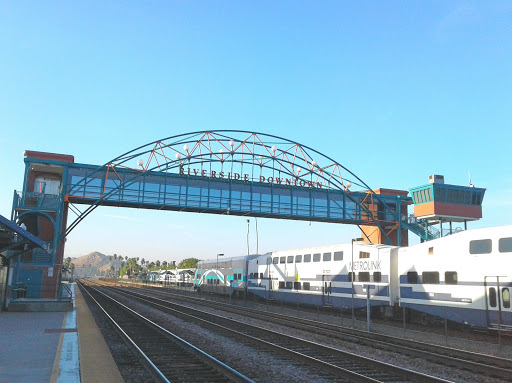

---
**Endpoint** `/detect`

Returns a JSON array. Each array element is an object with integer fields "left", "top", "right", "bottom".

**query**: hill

[{"left": 70, "top": 251, "right": 113, "bottom": 278}]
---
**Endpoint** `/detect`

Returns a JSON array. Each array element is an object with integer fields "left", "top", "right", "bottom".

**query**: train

[{"left": 193, "top": 225, "right": 512, "bottom": 330}]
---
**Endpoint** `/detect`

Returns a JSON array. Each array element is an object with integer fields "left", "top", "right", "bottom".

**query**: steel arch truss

[{"left": 64, "top": 131, "right": 404, "bottom": 243}]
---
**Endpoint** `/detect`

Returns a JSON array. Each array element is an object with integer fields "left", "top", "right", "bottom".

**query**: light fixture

[
  {"left": 219, "top": 149, "right": 225, "bottom": 154},
  {"left": 183, "top": 144, "right": 190, "bottom": 152},
  {"left": 271, "top": 146, "right": 277, "bottom": 155},
  {"left": 175, "top": 153, "right": 181, "bottom": 160},
  {"left": 137, "top": 159, "right": 144, "bottom": 167},
  {"left": 296, "top": 166, "right": 302, "bottom": 175},
  {"left": 229, "top": 140, "right": 235, "bottom": 148},
  {"left": 345, "top": 181, "right": 351, "bottom": 190},
  {"left": 311, "top": 160, "right": 317, "bottom": 167}
]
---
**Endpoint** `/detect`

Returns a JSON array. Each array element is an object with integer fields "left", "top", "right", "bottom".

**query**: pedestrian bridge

[{"left": 60, "top": 131, "right": 410, "bottom": 244}]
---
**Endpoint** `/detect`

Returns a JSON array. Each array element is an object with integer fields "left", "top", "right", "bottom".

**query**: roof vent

[{"left": 428, "top": 175, "right": 444, "bottom": 184}]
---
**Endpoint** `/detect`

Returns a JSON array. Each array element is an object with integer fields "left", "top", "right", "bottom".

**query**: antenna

[{"left": 468, "top": 171, "right": 474, "bottom": 188}]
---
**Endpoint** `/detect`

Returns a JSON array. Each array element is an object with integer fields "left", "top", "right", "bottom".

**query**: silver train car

[
  {"left": 193, "top": 255, "right": 259, "bottom": 296},
  {"left": 193, "top": 225, "right": 512, "bottom": 329},
  {"left": 396, "top": 225, "right": 512, "bottom": 329},
  {"left": 248, "top": 242, "right": 397, "bottom": 318}
]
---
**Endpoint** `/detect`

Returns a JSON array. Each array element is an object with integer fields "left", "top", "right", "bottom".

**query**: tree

[
  {"left": 178, "top": 258, "right": 200, "bottom": 269},
  {"left": 156, "top": 260, "right": 161, "bottom": 268},
  {"left": 162, "top": 260, "right": 168, "bottom": 269}
]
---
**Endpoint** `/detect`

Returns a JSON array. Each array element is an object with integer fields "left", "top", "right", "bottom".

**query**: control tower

[{"left": 409, "top": 175, "right": 485, "bottom": 239}]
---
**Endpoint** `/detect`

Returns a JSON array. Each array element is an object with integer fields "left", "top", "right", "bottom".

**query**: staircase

[{"left": 401, "top": 219, "right": 440, "bottom": 242}]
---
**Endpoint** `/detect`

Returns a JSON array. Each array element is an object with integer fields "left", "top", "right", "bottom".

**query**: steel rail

[
  {"left": 94, "top": 281, "right": 451, "bottom": 383},
  {"left": 78, "top": 281, "right": 254, "bottom": 383},
  {"left": 109, "top": 281, "right": 512, "bottom": 381}
]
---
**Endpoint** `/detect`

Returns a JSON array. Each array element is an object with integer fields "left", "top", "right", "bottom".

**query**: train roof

[
  {"left": 270, "top": 241, "right": 398, "bottom": 255},
  {"left": 198, "top": 254, "right": 261, "bottom": 264},
  {"left": 403, "top": 224, "right": 512, "bottom": 251}
]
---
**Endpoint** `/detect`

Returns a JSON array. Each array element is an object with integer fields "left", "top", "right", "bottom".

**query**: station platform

[{"left": 0, "top": 283, "right": 124, "bottom": 383}]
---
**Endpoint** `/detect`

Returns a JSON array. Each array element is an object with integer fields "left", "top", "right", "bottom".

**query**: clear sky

[{"left": 1, "top": 1, "right": 511, "bottom": 263}]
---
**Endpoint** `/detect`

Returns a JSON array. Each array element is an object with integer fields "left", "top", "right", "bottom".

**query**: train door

[
  {"left": 322, "top": 275, "right": 332, "bottom": 306},
  {"left": 484, "top": 276, "right": 511, "bottom": 328}
]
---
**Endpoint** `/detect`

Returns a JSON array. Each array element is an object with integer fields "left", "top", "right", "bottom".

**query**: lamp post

[
  {"left": 246, "top": 219, "right": 250, "bottom": 256},
  {"left": 351, "top": 238, "right": 364, "bottom": 326},
  {"left": 255, "top": 217, "right": 259, "bottom": 255},
  {"left": 216, "top": 253, "right": 224, "bottom": 294}
]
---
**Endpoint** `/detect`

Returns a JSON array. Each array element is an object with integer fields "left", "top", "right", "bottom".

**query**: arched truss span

[{"left": 64, "top": 131, "right": 402, "bottom": 243}]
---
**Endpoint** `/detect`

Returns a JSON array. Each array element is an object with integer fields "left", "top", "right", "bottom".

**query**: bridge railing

[{"left": 14, "top": 191, "right": 60, "bottom": 211}]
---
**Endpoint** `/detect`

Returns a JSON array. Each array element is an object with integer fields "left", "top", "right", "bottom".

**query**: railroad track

[
  {"left": 78, "top": 281, "right": 253, "bottom": 383},
  {"left": 109, "top": 281, "right": 512, "bottom": 382},
  {"left": 87, "top": 280, "right": 451, "bottom": 383}
]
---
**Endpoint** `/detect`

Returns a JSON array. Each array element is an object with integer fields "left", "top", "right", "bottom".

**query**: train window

[
  {"left": 358, "top": 272, "right": 370, "bottom": 282},
  {"left": 287, "top": 256, "right": 294, "bottom": 263},
  {"left": 304, "top": 254, "right": 311, "bottom": 262},
  {"left": 348, "top": 272, "right": 355, "bottom": 282},
  {"left": 489, "top": 287, "right": 497, "bottom": 308},
  {"left": 422, "top": 272, "right": 439, "bottom": 284},
  {"left": 233, "top": 274, "right": 238, "bottom": 281},
  {"left": 428, "top": 247, "right": 434, "bottom": 255},
  {"left": 260, "top": 273, "right": 263, "bottom": 279},
  {"left": 280, "top": 256, "right": 286, "bottom": 264},
  {"left": 373, "top": 272, "right": 382, "bottom": 282},
  {"left": 334, "top": 251, "right": 343, "bottom": 261},
  {"left": 294, "top": 282, "right": 301, "bottom": 290},
  {"left": 273, "top": 258, "right": 279, "bottom": 264},
  {"left": 295, "top": 254, "right": 302, "bottom": 263},
  {"left": 470, "top": 239, "right": 492, "bottom": 254},
  {"left": 323, "top": 252, "right": 332, "bottom": 262},
  {"left": 499, "top": 237, "right": 512, "bottom": 253},
  {"left": 407, "top": 271, "right": 418, "bottom": 284},
  {"left": 503, "top": 288, "right": 510, "bottom": 309},
  {"left": 359, "top": 251, "right": 370, "bottom": 259},
  {"left": 303, "top": 282, "right": 310, "bottom": 290},
  {"left": 279, "top": 281, "right": 285, "bottom": 289},
  {"left": 285, "top": 281, "right": 293, "bottom": 289},
  {"left": 313, "top": 253, "right": 321, "bottom": 262},
  {"left": 445, "top": 272, "right": 457, "bottom": 284}
]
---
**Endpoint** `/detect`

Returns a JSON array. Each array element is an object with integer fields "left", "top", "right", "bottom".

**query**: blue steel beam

[{"left": 0, "top": 213, "right": 48, "bottom": 252}]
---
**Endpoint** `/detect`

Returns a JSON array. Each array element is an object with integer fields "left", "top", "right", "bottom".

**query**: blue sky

[{"left": 1, "top": 1, "right": 511, "bottom": 262}]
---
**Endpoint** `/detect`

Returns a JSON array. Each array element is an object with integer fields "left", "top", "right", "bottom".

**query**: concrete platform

[
  {"left": 8, "top": 299, "right": 73, "bottom": 312},
  {"left": 0, "top": 283, "right": 124, "bottom": 383}
]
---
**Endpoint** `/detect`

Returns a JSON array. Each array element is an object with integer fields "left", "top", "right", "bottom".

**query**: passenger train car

[
  {"left": 248, "top": 243, "right": 398, "bottom": 317},
  {"left": 193, "top": 225, "right": 512, "bottom": 330},
  {"left": 194, "top": 255, "right": 259, "bottom": 296},
  {"left": 397, "top": 225, "right": 512, "bottom": 329}
]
